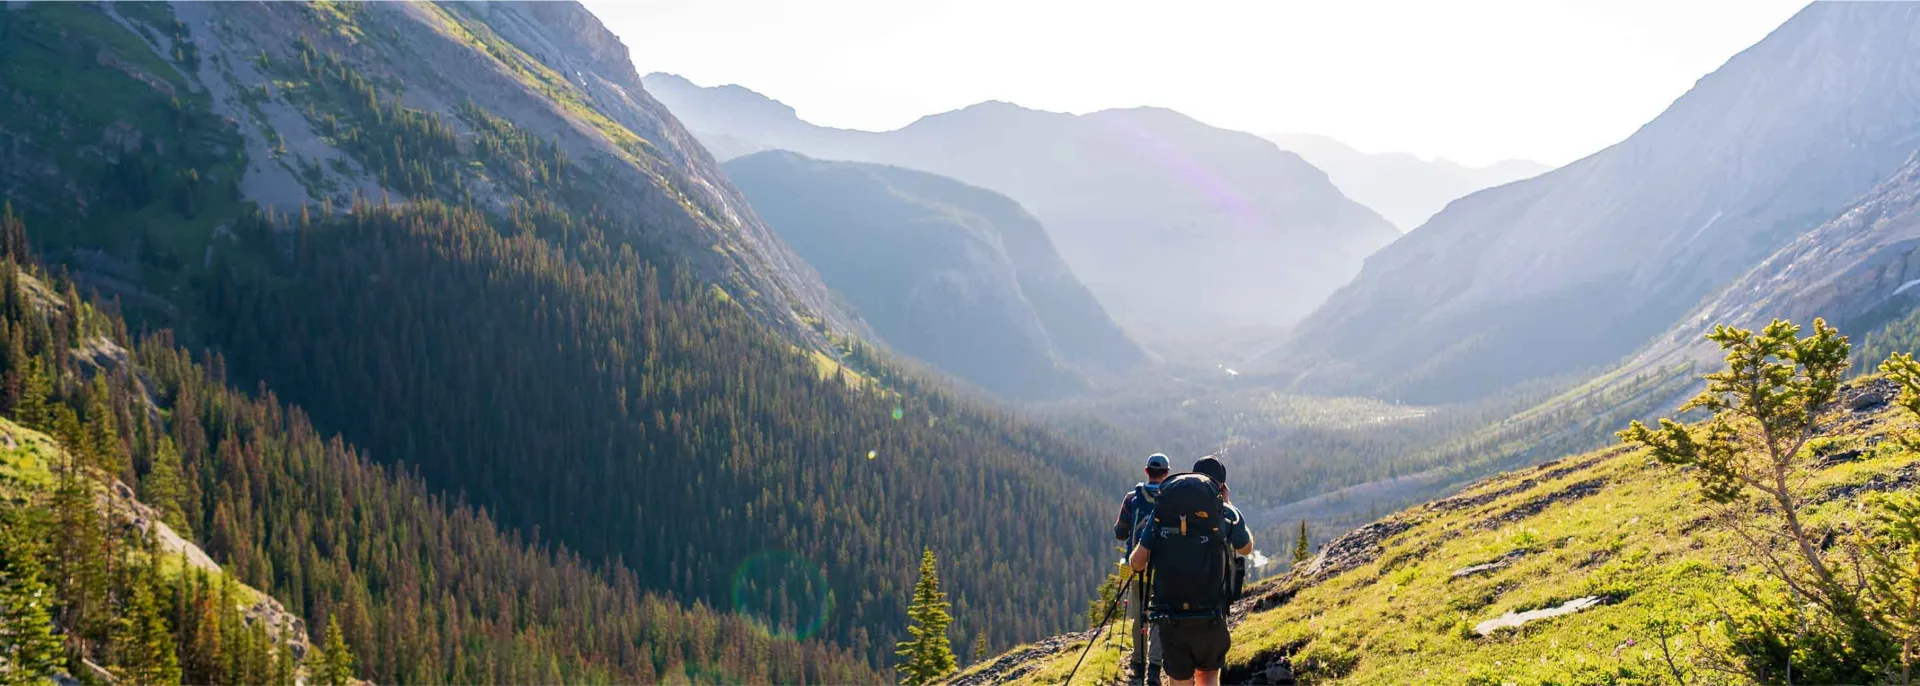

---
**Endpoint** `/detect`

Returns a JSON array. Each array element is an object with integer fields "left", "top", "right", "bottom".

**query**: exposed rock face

[
  {"left": 724, "top": 151, "right": 1148, "bottom": 398},
  {"left": 104, "top": 480, "right": 311, "bottom": 658},
  {"left": 1630, "top": 154, "right": 1920, "bottom": 372},
  {"left": 160, "top": 1, "right": 855, "bottom": 345},
  {"left": 644, "top": 74, "right": 1399, "bottom": 352},
  {"left": 1268, "top": 3, "right": 1920, "bottom": 402}
]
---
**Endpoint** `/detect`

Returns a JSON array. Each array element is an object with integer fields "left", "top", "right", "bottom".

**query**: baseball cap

[
  {"left": 1145, "top": 453, "right": 1170, "bottom": 471},
  {"left": 1193, "top": 455, "right": 1226, "bottom": 484}
]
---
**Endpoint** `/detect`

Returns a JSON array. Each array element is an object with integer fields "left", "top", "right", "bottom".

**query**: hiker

[
  {"left": 1128, "top": 456, "right": 1252, "bottom": 686},
  {"left": 1114, "top": 453, "right": 1171, "bottom": 685}
]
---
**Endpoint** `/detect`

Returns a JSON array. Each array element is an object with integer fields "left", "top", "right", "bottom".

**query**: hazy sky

[{"left": 589, "top": 0, "right": 1809, "bottom": 167}]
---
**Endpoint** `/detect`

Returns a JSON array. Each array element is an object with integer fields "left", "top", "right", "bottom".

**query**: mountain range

[
  {"left": 1267, "top": 133, "right": 1550, "bottom": 231},
  {"left": 1268, "top": 1, "right": 1920, "bottom": 403},
  {"left": 643, "top": 73, "right": 1401, "bottom": 352}
]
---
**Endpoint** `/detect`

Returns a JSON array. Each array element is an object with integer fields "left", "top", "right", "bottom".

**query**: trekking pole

[{"left": 1064, "top": 573, "right": 1134, "bottom": 686}]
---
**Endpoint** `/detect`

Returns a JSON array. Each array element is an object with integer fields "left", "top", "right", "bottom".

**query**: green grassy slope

[{"left": 960, "top": 378, "right": 1914, "bottom": 685}]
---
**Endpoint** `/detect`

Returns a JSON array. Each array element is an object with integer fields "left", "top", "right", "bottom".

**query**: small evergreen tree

[
  {"left": 140, "top": 436, "right": 190, "bottom": 537},
  {"left": 971, "top": 628, "right": 989, "bottom": 665},
  {"left": 1292, "top": 520, "right": 1311, "bottom": 565},
  {"left": 14, "top": 358, "right": 49, "bottom": 432},
  {"left": 0, "top": 525, "right": 63, "bottom": 685},
  {"left": 895, "top": 548, "right": 955, "bottom": 686},
  {"left": 111, "top": 561, "right": 181, "bottom": 685},
  {"left": 315, "top": 615, "right": 355, "bottom": 686},
  {"left": 1621, "top": 319, "right": 1883, "bottom": 680},
  {"left": 1085, "top": 560, "right": 1130, "bottom": 630}
]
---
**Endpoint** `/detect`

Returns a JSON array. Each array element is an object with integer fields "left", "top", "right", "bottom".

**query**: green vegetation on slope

[
  {"left": 0, "top": 208, "right": 879, "bottom": 683},
  {"left": 972, "top": 319, "right": 1920, "bottom": 685},
  {"left": 201, "top": 199, "right": 1114, "bottom": 667},
  {"left": 0, "top": 3, "right": 247, "bottom": 324}
]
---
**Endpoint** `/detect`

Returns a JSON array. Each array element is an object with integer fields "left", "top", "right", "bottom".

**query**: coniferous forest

[
  {"left": 2, "top": 3, "right": 1123, "bottom": 677},
  {"left": 0, "top": 206, "right": 882, "bottom": 683}
]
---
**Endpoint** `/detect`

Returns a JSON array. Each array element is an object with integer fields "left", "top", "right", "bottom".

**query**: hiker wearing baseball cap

[
  {"left": 1114, "top": 453, "right": 1172, "bottom": 684},
  {"left": 1125, "top": 455, "right": 1252, "bottom": 686}
]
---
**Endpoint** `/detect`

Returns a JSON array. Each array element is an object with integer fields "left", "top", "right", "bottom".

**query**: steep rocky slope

[
  {"left": 1268, "top": 133, "right": 1550, "bottom": 231},
  {"left": 725, "top": 151, "right": 1147, "bottom": 398},
  {"left": 1627, "top": 154, "right": 1920, "bottom": 377},
  {"left": 0, "top": 0, "right": 853, "bottom": 343},
  {"left": 644, "top": 73, "right": 1400, "bottom": 351},
  {"left": 1268, "top": 2, "right": 1920, "bottom": 403},
  {"left": 957, "top": 378, "right": 1917, "bottom": 685}
]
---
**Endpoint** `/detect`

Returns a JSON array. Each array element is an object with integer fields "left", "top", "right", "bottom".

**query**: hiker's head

[
  {"left": 1193, "top": 456, "right": 1227, "bottom": 496},
  {"left": 1145, "top": 453, "right": 1170, "bottom": 483}
]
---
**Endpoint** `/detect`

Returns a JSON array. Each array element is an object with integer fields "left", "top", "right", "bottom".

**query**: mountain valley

[{"left": 11, "top": 1, "right": 1920, "bottom": 685}]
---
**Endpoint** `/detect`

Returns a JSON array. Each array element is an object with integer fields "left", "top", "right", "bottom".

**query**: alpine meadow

[{"left": 12, "top": 2, "right": 1920, "bottom": 685}]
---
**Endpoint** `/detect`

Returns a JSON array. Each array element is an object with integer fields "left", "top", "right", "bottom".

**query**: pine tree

[
  {"left": 1086, "top": 561, "right": 1129, "bottom": 629},
  {"left": 971, "top": 628, "right": 989, "bottom": 665},
  {"left": 895, "top": 548, "right": 956, "bottom": 686},
  {"left": 14, "top": 358, "right": 49, "bottom": 431},
  {"left": 82, "top": 375, "right": 123, "bottom": 475},
  {"left": 1292, "top": 520, "right": 1311, "bottom": 565},
  {"left": 140, "top": 436, "right": 190, "bottom": 537},
  {"left": 0, "top": 525, "right": 63, "bottom": 685},
  {"left": 111, "top": 562, "right": 181, "bottom": 685},
  {"left": 315, "top": 615, "right": 355, "bottom": 686}
]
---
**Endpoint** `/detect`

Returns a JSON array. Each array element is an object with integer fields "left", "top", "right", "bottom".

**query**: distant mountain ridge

[
  {"left": 1267, "top": 2, "right": 1920, "bottom": 403},
  {"left": 725, "top": 151, "right": 1148, "bottom": 398},
  {"left": 1268, "top": 133, "right": 1550, "bottom": 231},
  {"left": 643, "top": 73, "right": 1400, "bottom": 352}
]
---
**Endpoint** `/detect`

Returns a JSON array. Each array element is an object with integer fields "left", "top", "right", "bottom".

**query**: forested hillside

[
  {"left": 0, "top": 0, "right": 1124, "bottom": 673},
  {"left": 725, "top": 151, "right": 1147, "bottom": 399},
  {"left": 0, "top": 209, "right": 880, "bottom": 683}
]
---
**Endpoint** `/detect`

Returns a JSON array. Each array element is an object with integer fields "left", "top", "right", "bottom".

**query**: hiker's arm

[
  {"left": 1228, "top": 511, "right": 1254, "bottom": 556},
  {"left": 1129, "top": 543, "right": 1150, "bottom": 572},
  {"left": 1113, "top": 494, "right": 1134, "bottom": 541}
]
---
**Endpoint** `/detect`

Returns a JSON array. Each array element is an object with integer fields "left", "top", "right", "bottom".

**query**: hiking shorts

[{"left": 1157, "top": 615, "right": 1229, "bottom": 681}]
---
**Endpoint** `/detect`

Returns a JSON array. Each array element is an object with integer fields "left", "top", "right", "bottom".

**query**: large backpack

[{"left": 1147, "top": 472, "right": 1233, "bottom": 616}]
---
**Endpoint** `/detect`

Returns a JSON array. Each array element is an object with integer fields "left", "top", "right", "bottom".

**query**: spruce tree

[
  {"left": 111, "top": 562, "right": 181, "bottom": 685},
  {"left": 0, "top": 526, "right": 63, "bottom": 685},
  {"left": 140, "top": 436, "right": 190, "bottom": 537},
  {"left": 895, "top": 548, "right": 956, "bottom": 686},
  {"left": 316, "top": 616, "right": 355, "bottom": 686},
  {"left": 1292, "top": 520, "right": 1311, "bottom": 565},
  {"left": 13, "top": 358, "right": 49, "bottom": 432},
  {"left": 971, "top": 627, "right": 989, "bottom": 665}
]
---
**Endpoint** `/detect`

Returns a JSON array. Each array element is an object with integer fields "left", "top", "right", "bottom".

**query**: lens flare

[
  {"left": 891, "top": 407, "right": 904, "bottom": 421},
  {"left": 867, "top": 450, "right": 877, "bottom": 460},
  {"left": 730, "top": 551, "right": 836, "bottom": 641}
]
